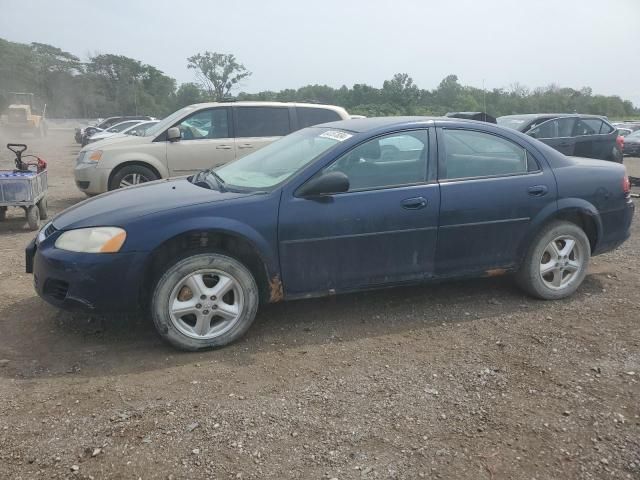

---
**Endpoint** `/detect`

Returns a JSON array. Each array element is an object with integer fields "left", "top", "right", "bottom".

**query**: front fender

[{"left": 126, "top": 212, "right": 279, "bottom": 279}]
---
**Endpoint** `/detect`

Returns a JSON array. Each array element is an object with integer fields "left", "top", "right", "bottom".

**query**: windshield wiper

[{"left": 209, "top": 170, "right": 227, "bottom": 192}]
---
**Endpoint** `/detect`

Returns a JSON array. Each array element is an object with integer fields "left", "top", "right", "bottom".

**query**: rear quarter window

[{"left": 600, "top": 122, "right": 614, "bottom": 134}]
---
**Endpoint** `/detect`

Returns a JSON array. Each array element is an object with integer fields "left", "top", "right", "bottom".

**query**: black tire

[
  {"left": 26, "top": 205, "right": 40, "bottom": 230},
  {"left": 0, "top": 207, "right": 6, "bottom": 222},
  {"left": 109, "top": 164, "right": 158, "bottom": 190},
  {"left": 516, "top": 221, "right": 590, "bottom": 300},
  {"left": 151, "top": 253, "right": 259, "bottom": 351},
  {"left": 38, "top": 197, "right": 48, "bottom": 220}
]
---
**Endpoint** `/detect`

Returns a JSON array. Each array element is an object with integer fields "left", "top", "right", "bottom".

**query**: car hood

[
  {"left": 52, "top": 178, "right": 252, "bottom": 230},
  {"left": 80, "top": 133, "right": 146, "bottom": 151},
  {"left": 624, "top": 136, "right": 640, "bottom": 144}
]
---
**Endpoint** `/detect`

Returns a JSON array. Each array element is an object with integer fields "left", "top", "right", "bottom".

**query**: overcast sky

[{"left": 1, "top": 0, "right": 639, "bottom": 105}]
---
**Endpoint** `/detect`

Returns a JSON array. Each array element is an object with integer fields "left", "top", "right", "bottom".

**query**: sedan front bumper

[{"left": 26, "top": 237, "right": 148, "bottom": 312}]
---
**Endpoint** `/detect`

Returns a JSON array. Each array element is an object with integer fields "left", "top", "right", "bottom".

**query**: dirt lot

[{"left": 0, "top": 130, "right": 639, "bottom": 479}]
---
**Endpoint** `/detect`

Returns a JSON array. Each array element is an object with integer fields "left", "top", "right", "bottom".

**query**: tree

[
  {"left": 187, "top": 52, "right": 251, "bottom": 101},
  {"left": 174, "top": 83, "right": 205, "bottom": 109}
]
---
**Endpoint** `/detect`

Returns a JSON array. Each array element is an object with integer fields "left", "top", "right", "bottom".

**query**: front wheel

[
  {"left": 109, "top": 165, "right": 158, "bottom": 190},
  {"left": 516, "top": 221, "right": 591, "bottom": 300},
  {"left": 151, "top": 253, "right": 260, "bottom": 351}
]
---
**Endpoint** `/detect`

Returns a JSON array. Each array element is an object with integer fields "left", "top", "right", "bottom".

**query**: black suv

[{"left": 497, "top": 114, "right": 622, "bottom": 162}]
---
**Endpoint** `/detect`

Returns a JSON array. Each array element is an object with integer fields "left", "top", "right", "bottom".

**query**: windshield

[
  {"left": 212, "top": 127, "right": 352, "bottom": 190},
  {"left": 144, "top": 105, "right": 198, "bottom": 137},
  {"left": 106, "top": 121, "right": 140, "bottom": 133},
  {"left": 126, "top": 121, "right": 159, "bottom": 136}
]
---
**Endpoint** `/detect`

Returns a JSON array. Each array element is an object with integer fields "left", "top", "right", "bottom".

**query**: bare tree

[{"left": 187, "top": 52, "right": 251, "bottom": 101}]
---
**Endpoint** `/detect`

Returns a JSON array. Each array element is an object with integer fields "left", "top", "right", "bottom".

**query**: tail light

[
  {"left": 623, "top": 172, "right": 630, "bottom": 197},
  {"left": 616, "top": 135, "right": 624, "bottom": 150}
]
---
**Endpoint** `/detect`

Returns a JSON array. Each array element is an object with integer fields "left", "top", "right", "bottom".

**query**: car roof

[
  {"left": 188, "top": 101, "right": 346, "bottom": 112},
  {"left": 315, "top": 116, "right": 443, "bottom": 132},
  {"left": 499, "top": 113, "right": 608, "bottom": 120}
]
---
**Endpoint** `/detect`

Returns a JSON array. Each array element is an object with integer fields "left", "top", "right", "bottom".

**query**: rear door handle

[
  {"left": 528, "top": 185, "right": 549, "bottom": 196},
  {"left": 216, "top": 145, "right": 232, "bottom": 150},
  {"left": 401, "top": 196, "right": 428, "bottom": 210},
  {"left": 238, "top": 144, "right": 254, "bottom": 149}
]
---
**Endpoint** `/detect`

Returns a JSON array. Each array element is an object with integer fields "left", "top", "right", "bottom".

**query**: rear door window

[
  {"left": 235, "top": 107, "right": 291, "bottom": 137},
  {"left": 528, "top": 117, "right": 575, "bottom": 139},
  {"left": 296, "top": 107, "right": 341, "bottom": 129},
  {"left": 575, "top": 118, "right": 603, "bottom": 136},
  {"left": 441, "top": 129, "right": 530, "bottom": 180}
]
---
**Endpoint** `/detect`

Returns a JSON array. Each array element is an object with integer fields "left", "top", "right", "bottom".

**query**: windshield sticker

[{"left": 319, "top": 130, "right": 353, "bottom": 142}]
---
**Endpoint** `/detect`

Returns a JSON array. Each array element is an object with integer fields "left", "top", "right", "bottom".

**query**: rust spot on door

[
  {"left": 269, "top": 275, "right": 284, "bottom": 302},
  {"left": 485, "top": 268, "right": 507, "bottom": 277}
]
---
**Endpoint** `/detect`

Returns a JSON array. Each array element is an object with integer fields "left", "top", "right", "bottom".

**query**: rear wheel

[
  {"left": 151, "top": 253, "right": 259, "bottom": 351},
  {"left": 109, "top": 164, "right": 158, "bottom": 190},
  {"left": 516, "top": 221, "right": 590, "bottom": 299}
]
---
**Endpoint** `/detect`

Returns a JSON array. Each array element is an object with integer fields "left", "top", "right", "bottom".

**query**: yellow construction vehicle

[{"left": 1, "top": 93, "right": 47, "bottom": 138}]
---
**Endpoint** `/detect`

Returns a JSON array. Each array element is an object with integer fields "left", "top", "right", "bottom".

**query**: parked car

[
  {"left": 623, "top": 130, "right": 640, "bottom": 156},
  {"left": 73, "top": 102, "right": 349, "bottom": 195},
  {"left": 85, "top": 120, "right": 159, "bottom": 145},
  {"left": 75, "top": 116, "right": 155, "bottom": 145},
  {"left": 85, "top": 120, "right": 146, "bottom": 145},
  {"left": 28, "top": 117, "right": 634, "bottom": 350},
  {"left": 612, "top": 121, "right": 640, "bottom": 133},
  {"left": 497, "top": 114, "right": 623, "bottom": 162}
]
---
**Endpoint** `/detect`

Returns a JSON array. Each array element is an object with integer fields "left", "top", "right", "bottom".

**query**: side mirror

[
  {"left": 298, "top": 171, "right": 349, "bottom": 197},
  {"left": 167, "top": 127, "right": 181, "bottom": 142}
]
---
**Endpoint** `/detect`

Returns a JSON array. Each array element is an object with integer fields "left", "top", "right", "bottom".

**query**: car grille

[{"left": 43, "top": 279, "right": 69, "bottom": 301}]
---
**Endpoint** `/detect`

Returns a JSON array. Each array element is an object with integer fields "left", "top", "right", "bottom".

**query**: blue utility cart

[{"left": 0, "top": 144, "right": 48, "bottom": 230}]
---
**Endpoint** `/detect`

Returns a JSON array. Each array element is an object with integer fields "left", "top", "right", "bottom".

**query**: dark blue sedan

[{"left": 26, "top": 117, "right": 634, "bottom": 350}]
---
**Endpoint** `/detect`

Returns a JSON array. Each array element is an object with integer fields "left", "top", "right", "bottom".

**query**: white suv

[{"left": 74, "top": 101, "right": 350, "bottom": 194}]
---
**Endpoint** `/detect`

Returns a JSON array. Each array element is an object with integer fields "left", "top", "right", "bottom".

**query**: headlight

[
  {"left": 55, "top": 227, "right": 127, "bottom": 253},
  {"left": 78, "top": 150, "right": 102, "bottom": 163},
  {"left": 37, "top": 221, "right": 53, "bottom": 244}
]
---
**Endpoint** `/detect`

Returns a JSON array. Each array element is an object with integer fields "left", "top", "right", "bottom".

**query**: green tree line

[{"left": 1, "top": 37, "right": 637, "bottom": 119}]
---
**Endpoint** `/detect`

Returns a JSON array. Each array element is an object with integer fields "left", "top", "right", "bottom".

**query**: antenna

[{"left": 483, "top": 79, "right": 487, "bottom": 115}]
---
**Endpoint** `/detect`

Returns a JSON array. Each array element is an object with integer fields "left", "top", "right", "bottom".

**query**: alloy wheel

[
  {"left": 168, "top": 269, "right": 244, "bottom": 340},
  {"left": 119, "top": 173, "right": 150, "bottom": 188},
  {"left": 539, "top": 235, "right": 583, "bottom": 290}
]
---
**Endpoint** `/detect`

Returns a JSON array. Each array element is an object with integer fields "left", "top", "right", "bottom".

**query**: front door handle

[
  {"left": 528, "top": 185, "right": 549, "bottom": 196},
  {"left": 238, "top": 144, "right": 254, "bottom": 149},
  {"left": 401, "top": 196, "right": 428, "bottom": 210},
  {"left": 216, "top": 145, "right": 232, "bottom": 150}
]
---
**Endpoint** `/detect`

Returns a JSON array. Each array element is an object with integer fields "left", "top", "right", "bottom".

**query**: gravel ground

[{"left": 0, "top": 131, "right": 639, "bottom": 479}]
